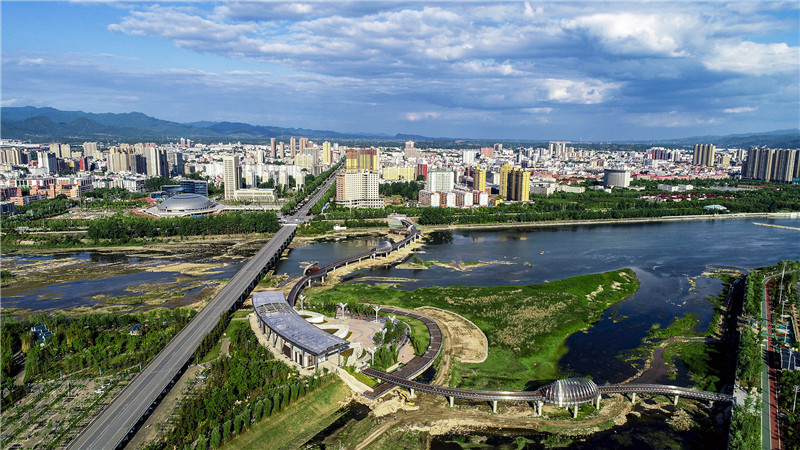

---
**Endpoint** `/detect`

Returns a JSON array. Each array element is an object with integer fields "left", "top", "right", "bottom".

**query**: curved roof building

[
  {"left": 541, "top": 378, "right": 599, "bottom": 407},
  {"left": 146, "top": 193, "right": 223, "bottom": 217}
]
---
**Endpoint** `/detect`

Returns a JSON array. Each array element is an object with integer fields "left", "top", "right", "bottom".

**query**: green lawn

[
  {"left": 390, "top": 313, "right": 430, "bottom": 355},
  {"left": 224, "top": 380, "right": 351, "bottom": 450},
  {"left": 306, "top": 269, "right": 639, "bottom": 389}
]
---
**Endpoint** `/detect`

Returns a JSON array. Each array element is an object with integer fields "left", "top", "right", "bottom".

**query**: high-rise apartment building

[
  {"left": 473, "top": 166, "right": 486, "bottom": 192},
  {"left": 426, "top": 170, "right": 454, "bottom": 192},
  {"left": 37, "top": 151, "right": 57, "bottom": 173},
  {"left": 692, "top": 144, "right": 716, "bottom": 167},
  {"left": 462, "top": 150, "right": 477, "bottom": 165},
  {"left": 223, "top": 155, "right": 241, "bottom": 199},
  {"left": 167, "top": 151, "right": 184, "bottom": 177},
  {"left": 742, "top": 148, "right": 800, "bottom": 183},
  {"left": 289, "top": 137, "right": 296, "bottom": 158},
  {"left": 346, "top": 148, "right": 378, "bottom": 172},
  {"left": 82, "top": 142, "right": 99, "bottom": 159},
  {"left": 335, "top": 171, "right": 381, "bottom": 208},
  {"left": 146, "top": 147, "right": 168, "bottom": 177},
  {"left": 270, "top": 138, "right": 277, "bottom": 159},
  {"left": 322, "top": 141, "right": 331, "bottom": 165},
  {"left": 506, "top": 167, "right": 530, "bottom": 201},
  {"left": 499, "top": 163, "right": 511, "bottom": 198},
  {"left": 549, "top": 142, "right": 568, "bottom": 159}
]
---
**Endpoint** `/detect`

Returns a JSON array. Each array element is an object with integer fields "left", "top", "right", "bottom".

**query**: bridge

[
  {"left": 68, "top": 164, "right": 340, "bottom": 449},
  {"left": 362, "top": 367, "right": 733, "bottom": 415}
]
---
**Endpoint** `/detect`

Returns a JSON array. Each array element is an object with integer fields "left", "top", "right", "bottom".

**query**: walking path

[{"left": 762, "top": 276, "right": 781, "bottom": 450}]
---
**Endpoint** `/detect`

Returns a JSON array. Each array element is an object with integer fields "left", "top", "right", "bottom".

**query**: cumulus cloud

[{"left": 704, "top": 41, "right": 798, "bottom": 75}]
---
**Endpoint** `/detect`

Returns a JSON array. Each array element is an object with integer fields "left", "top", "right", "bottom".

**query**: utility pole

[{"left": 794, "top": 385, "right": 799, "bottom": 413}]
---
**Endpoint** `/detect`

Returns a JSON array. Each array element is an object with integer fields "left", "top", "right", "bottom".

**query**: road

[
  {"left": 761, "top": 275, "right": 781, "bottom": 450},
  {"left": 69, "top": 161, "right": 345, "bottom": 449},
  {"left": 68, "top": 226, "right": 298, "bottom": 448}
]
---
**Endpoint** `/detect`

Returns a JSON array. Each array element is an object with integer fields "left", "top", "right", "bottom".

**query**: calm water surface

[{"left": 340, "top": 217, "right": 799, "bottom": 383}]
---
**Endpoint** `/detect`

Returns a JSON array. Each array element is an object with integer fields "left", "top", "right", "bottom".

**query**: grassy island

[{"left": 305, "top": 269, "right": 639, "bottom": 390}]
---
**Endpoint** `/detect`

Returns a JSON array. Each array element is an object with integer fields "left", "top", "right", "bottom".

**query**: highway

[
  {"left": 70, "top": 161, "right": 345, "bottom": 448},
  {"left": 67, "top": 174, "right": 352, "bottom": 449}
]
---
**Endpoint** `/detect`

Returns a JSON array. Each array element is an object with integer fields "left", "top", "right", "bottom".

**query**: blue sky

[{"left": 2, "top": 1, "right": 798, "bottom": 141}]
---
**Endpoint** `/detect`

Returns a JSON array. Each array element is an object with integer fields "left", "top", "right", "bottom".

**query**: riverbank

[{"left": 419, "top": 212, "right": 798, "bottom": 232}]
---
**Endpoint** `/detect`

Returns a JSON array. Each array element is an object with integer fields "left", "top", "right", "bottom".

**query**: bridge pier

[
  {"left": 572, "top": 405, "right": 578, "bottom": 418},
  {"left": 448, "top": 396, "right": 454, "bottom": 408},
  {"left": 535, "top": 401, "right": 542, "bottom": 416},
  {"left": 631, "top": 392, "right": 636, "bottom": 404},
  {"left": 673, "top": 395, "right": 679, "bottom": 406},
  {"left": 491, "top": 400, "right": 497, "bottom": 414},
  {"left": 595, "top": 395, "right": 601, "bottom": 409},
  {"left": 409, "top": 388, "right": 415, "bottom": 398}
]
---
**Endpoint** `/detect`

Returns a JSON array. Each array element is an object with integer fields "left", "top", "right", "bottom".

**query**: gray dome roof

[
  {"left": 541, "top": 378, "right": 599, "bottom": 407},
  {"left": 157, "top": 193, "right": 216, "bottom": 213}
]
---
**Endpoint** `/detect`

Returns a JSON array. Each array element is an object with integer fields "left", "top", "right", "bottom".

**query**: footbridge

[
  {"left": 287, "top": 218, "right": 421, "bottom": 307},
  {"left": 363, "top": 369, "right": 733, "bottom": 415}
]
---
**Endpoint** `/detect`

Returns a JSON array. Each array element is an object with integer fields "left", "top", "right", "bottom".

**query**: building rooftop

[{"left": 253, "top": 291, "right": 349, "bottom": 356}]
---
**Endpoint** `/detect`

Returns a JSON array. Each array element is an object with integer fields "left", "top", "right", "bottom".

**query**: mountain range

[{"left": 2, "top": 106, "right": 798, "bottom": 148}]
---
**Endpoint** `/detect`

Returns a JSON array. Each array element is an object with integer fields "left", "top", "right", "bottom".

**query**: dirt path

[{"left": 415, "top": 306, "right": 487, "bottom": 364}]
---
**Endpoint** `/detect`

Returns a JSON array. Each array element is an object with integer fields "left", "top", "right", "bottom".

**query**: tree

[
  {"left": 209, "top": 429, "right": 221, "bottom": 449},
  {"left": 233, "top": 415, "right": 243, "bottom": 436},
  {"left": 253, "top": 400, "right": 263, "bottom": 422},
  {"left": 196, "top": 434, "right": 208, "bottom": 450},
  {"left": 222, "top": 420, "right": 232, "bottom": 442}
]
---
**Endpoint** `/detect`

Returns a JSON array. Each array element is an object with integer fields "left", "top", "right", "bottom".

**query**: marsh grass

[{"left": 307, "top": 269, "right": 639, "bottom": 389}]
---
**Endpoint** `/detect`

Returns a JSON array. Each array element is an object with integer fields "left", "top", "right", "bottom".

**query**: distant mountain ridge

[{"left": 2, "top": 106, "right": 798, "bottom": 148}]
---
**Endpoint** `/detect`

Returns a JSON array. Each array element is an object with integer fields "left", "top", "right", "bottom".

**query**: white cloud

[
  {"left": 405, "top": 112, "right": 441, "bottom": 122},
  {"left": 724, "top": 106, "right": 757, "bottom": 114},
  {"left": 1, "top": 98, "right": 21, "bottom": 107},
  {"left": 564, "top": 12, "right": 694, "bottom": 57},
  {"left": 704, "top": 41, "right": 798, "bottom": 75},
  {"left": 541, "top": 78, "right": 617, "bottom": 104}
]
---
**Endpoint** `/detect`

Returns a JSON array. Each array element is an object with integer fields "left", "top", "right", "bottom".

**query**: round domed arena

[
  {"left": 147, "top": 193, "right": 222, "bottom": 217},
  {"left": 541, "top": 378, "right": 599, "bottom": 407}
]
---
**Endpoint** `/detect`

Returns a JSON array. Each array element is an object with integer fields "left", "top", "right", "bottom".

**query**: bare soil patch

[{"left": 415, "top": 306, "right": 487, "bottom": 364}]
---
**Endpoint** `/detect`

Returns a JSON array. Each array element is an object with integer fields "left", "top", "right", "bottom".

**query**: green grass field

[
  {"left": 224, "top": 380, "right": 351, "bottom": 450},
  {"left": 306, "top": 269, "right": 639, "bottom": 389}
]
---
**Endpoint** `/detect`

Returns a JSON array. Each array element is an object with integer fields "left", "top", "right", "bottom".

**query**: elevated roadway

[{"left": 69, "top": 166, "right": 346, "bottom": 448}]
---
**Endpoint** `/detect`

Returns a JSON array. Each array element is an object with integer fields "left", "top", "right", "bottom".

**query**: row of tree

[
  {"left": 280, "top": 161, "right": 342, "bottom": 215},
  {"left": 157, "top": 322, "right": 334, "bottom": 448},
  {"left": 86, "top": 212, "right": 280, "bottom": 242}
]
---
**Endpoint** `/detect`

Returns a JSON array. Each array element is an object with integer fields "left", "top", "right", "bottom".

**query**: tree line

[
  {"left": 152, "top": 323, "right": 335, "bottom": 449},
  {"left": 86, "top": 212, "right": 280, "bottom": 242}
]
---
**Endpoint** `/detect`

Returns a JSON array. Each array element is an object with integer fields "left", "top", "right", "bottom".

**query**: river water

[{"left": 279, "top": 217, "right": 799, "bottom": 384}]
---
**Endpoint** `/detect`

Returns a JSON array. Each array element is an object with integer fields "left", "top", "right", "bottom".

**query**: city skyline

[{"left": 2, "top": 1, "right": 798, "bottom": 141}]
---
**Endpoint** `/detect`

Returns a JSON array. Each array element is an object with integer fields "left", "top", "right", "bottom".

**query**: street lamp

[
  {"left": 373, "top": 306, "right": 381, "bottom": 323},
  {"left": 337, "top": 302, "right": 348, "bottom": 318},
  {"left": 299, "top": 295, "right": 306, "bottom": 311}
]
